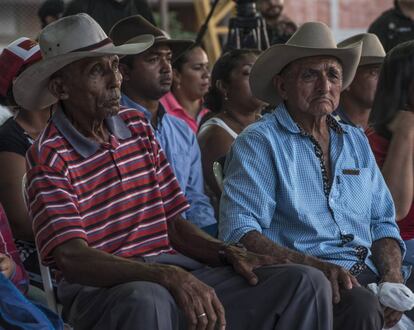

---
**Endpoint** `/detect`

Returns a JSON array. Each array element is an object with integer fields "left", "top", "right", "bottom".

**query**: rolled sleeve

[{"left": 219, "top": 131, "right": 277, "bottom": 242}]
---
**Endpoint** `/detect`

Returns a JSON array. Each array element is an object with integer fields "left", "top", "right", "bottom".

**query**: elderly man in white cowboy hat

[
  {"left": 14, "top": 14, "right": 338, "bottom": 330},
  {"left": 334, "top": 33, "right": 386, "bottom": 129},
  {"left": 220, "top": 21, "right": 408, "bottom": 329}
]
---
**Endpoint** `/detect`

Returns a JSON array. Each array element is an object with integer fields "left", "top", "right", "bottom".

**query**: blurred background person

[
  {"left": 367, "top": 40, "right": 414, "bottom": 265},
  {"left": 369, "top": 0, "right": 414, "bottom": 52},
  {"left": 198, "top": 49, "right": 264, "bottom": 212},
  {"left": 64, "top": 0, "right": 155, "bottom": 33},
  {"left": 256, "top": 0, "right": 297, "bottom": 45},
  {"left": 160, "top": 45, "right": 210, "bottom": 133},
  {"left": 0, "top": 37, "right": 51, "bottom": 287},
  {"left": 37, "top": 0, "right": 64, "bottom": 29},
  {"left": 335, "top": 33, "right": 385, "bottom": 129}
]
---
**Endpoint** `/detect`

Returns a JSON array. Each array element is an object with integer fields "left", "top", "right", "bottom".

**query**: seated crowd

[{"left": 0, "top": 7, "right": 413, "bottom": 330}]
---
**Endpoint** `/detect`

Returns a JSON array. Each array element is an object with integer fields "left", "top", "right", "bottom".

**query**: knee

[
  {"left": 121, "top": 281, "right": 174, "bottom": 308},
  {"left": 286, "top": 264, "right": 332, "bottom": 291},
  {"left": 342, "top": 286, "right": 382, "bottom": 317}
]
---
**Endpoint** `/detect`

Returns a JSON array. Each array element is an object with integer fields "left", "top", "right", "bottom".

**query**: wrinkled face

[
  {"left": 276, "top": 56, "right": 343, "bottom": 117},
  {"left": 257, "top": 0, "right": 284, "bottom": 20},
  {"left": 346, "top": 64, "right": 381, "bottom": 108},
  {"left": 57, "top": 55, "right": 122, "bottom": 121},
  {"left": 226, "top": 53, "right": 265, "bottom": 110},
  {"left": 174, "top": 47, "right": 210, "bottom": 100},
  {"left": 124, "top": 44, "right": 173, "bottom": 101}
]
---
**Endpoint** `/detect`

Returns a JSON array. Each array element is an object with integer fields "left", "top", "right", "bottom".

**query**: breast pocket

[{"left": 338, "top": 168, "right": 372, "bottom": 216}]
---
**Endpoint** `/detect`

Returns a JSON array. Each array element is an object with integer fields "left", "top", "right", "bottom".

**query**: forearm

[
  {"left": 53, "top": 239, "right": 180, "bottom": 287},
  {"left": 240, "top": 230, "right": 324, "bottom": 268},
  {"left": 168, "top": 217, "right": 225, "bottom": 266},
  {"left": 371, "top": 238, "right": 403, "bottom": 282},
  {"left": 381, "top": 132, "right": 414, "bottom": 220}
]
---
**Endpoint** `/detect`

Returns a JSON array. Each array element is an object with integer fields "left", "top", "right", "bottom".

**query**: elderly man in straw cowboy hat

[
  {"left": 13, "top": 14, "right": 337, "bottom": 330},
  {"left": 220, "top": 21, "right": 409, "bottom": 329},
  {"left": 334, "top": 33, "right": 386, "bottom": 129}
]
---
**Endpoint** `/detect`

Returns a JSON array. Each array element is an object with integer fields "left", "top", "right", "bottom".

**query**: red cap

[{"left": 0, "top": 37, "right": 41, "bottom": 97}]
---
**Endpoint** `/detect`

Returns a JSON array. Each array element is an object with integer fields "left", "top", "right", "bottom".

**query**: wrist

[
  {"left": 381, "top": 271, "right": 404, "bottom": 284},
  {"left": 218, "top": 243, "right": 246, "bottom": 265}
]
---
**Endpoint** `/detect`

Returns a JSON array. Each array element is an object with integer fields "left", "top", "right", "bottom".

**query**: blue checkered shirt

[{"left": 219, "top": 103, "right": 405, "bottom": 276}]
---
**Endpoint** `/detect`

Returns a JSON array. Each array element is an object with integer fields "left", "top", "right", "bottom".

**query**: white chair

[
  {"left": 212, "top": 161, "right": 224, "bottom": 192},
  {"left": 22, "top": 173, "right": 59, "bottom": 313}
]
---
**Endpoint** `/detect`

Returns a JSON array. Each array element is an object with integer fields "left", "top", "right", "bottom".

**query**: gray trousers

[{"left": 57, "top": 254, "right": 381, "bottom": 330}]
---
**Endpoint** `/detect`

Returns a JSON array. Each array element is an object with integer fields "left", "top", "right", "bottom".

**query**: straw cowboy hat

[
  {"left": 250, "top": 22, "right": 363, "bottom": 105},
  {"left": 109, "top": 15, "right": 194, "bottom": 61},
  {"left": 13, "top": 13, "right": 154, "bottom": 111},
  {"left": 338, "top": 33, "right": 385, "bottom": 66}
]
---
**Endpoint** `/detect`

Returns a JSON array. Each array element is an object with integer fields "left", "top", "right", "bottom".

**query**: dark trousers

[{"left": 57, "top": 254, "right": 383, "bottom": 330}]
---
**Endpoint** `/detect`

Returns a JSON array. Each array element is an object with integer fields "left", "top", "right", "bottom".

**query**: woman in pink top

[{"left": 160, "top": 45, "right": 210, "bottom": 133}]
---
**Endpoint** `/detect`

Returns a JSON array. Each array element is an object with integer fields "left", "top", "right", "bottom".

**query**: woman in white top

[{"left": 198, "top": 49, "right": 265, "bottom": 211}]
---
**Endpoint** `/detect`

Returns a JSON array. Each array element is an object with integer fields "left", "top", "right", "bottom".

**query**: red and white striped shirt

[{"left": 26, "top": 106, "right": 189, "bottom": 266}]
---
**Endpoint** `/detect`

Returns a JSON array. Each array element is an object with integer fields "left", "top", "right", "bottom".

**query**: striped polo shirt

[{"left": 26, "top": 106, "right": 189, "bottom": 266}]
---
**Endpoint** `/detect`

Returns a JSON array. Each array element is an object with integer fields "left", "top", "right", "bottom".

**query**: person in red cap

[{"left": 0, "top": 37, "right": 51, "bottom": 288}]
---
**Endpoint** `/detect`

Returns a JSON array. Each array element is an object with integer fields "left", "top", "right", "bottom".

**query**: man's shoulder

[
  {"left": 238, "top": 113, "right": 278, "bottom": 142},
  {"left": 118, "top": 106, "right": 154, "bottom": 135},
  {"left": 369, "top": 7, "right": 401, "bottom": 30},
  {"left": 163, "top": 113, "right": 196, "bottom": 140},
  {"left": 118, "top": 106, "right": 149, "bottom": 124}
]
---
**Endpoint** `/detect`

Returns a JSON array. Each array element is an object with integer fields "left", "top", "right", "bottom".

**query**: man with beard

[
  {"left": 110, "top": 16, "right": 218, "bottom": 235},
  {"left": 369, "top": 0, "right": 414, "bottom": 52},
  {"left": 256, "top": 0, "right": 297, "bottom": 45}
]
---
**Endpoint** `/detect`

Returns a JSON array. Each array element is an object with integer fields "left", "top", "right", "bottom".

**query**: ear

[
  {"left": 215, "top": 79, "right": 227, "bottom": 95},
  {"left": 272, "top": 74, "right": 288, "bottom": 100},
  {"left": 119, "top": 63, "right": 131, "bottom": 82},
  {"left": 48, "top": 76, "right": 69, "bottom": 100}
]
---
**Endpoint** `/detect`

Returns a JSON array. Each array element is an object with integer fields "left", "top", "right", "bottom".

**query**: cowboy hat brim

[
  {"left": 126, "top": 35, "right": 194, "bottom": 61},
  {"left": 250, "top": 42, "right": 362, "bottom": 105},
  {"left": 359, "top": 56, "right": 384, "bottom": 66},
  {"left": 13, "top": 35, "right": 154, "bottom": 111}
]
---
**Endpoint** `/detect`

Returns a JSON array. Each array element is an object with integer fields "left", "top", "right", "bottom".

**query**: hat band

[{"left": 71, "top": 37, "right": 113, "bottom": 52}]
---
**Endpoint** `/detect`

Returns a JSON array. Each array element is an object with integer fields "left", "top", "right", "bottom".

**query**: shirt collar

[
  {"left": 52, "top": 103, "right": 132, "bottom": 158},
  {"left": 334, "top": 105, "right": 357, "bottom": 127},
  {"left": 120, "top": 93, "right": 166, "bottom": 130},
  {"left": 274, "top": 102, "right": 347, "bottom": 135}
]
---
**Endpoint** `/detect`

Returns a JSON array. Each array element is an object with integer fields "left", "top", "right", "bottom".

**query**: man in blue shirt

[
  {"left": 109, "top": 16, "right": 218, "bottom": 235},
  {"left": 221, "top": 22, "right": 409, "bottom": 329}
]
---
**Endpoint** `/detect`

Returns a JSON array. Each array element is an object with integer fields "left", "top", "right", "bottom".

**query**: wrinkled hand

[
  {"left": 310, "top": 259, "right": 359, "bottom": 304},
  {"left": 0, "top": 253, "right": 15, "bottom": 279},
  {"left": 162, "top": 266, "right": 226, "bottom": 330},
  {"left": 223, "top": 245, "right": 286, "bottom": 286},
  {"left": 383, "top": 307, "right": 403, "bottom": 329}
]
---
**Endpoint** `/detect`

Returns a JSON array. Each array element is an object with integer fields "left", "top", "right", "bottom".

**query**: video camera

[{"left": 226, "top": 0, "right": 269, "bottom": 50}]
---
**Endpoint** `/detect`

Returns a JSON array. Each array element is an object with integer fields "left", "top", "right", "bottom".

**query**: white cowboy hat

[
  {"left": 13, "top": 13, "right": 154, "bottom": 110},
  {"left": 250, "top": 21, "right": 362, "bottom": 105},
  {"left": 338, "top": 33, "right": 385, "bottom": 66}
]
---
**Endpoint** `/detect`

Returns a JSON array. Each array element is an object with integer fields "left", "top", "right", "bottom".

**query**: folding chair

[
  {"left": 22, "top": 173, "right": 59, "bottom": 314},
  {"left": 212, "top": 161, "right": 224, "bottom": 192}
]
